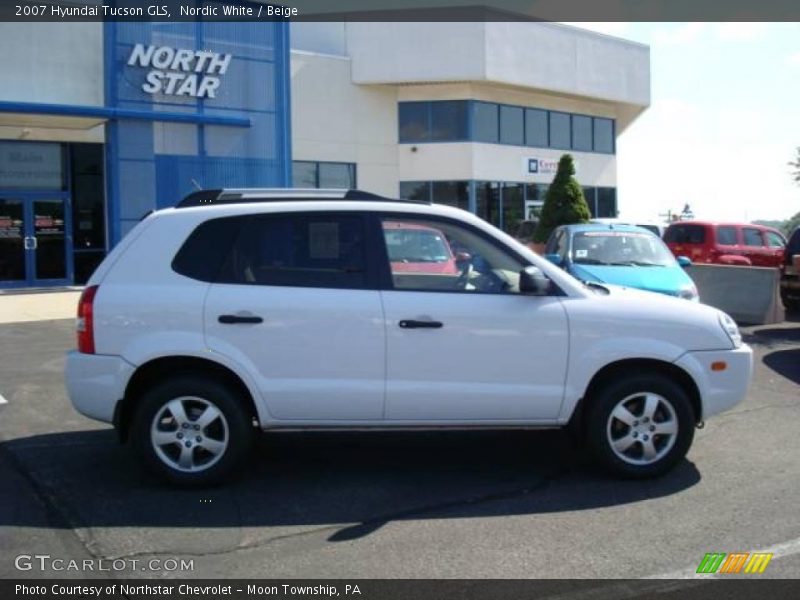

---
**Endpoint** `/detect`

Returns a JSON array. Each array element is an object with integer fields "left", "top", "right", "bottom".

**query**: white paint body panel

[
  {"left": 65, "top": 200, "right": 752, "bottom": 433},
  {"left": 204, "top": 285, "right": 386, "bottom": 420},
  {"left": 381, "top": 291, "right": 568, "bottom": 420}
]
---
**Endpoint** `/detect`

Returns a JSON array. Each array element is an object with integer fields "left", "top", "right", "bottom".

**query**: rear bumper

[
  {"left": 674, "top": 345, "right": 753, "bottom": 420},
  {"left": 64, "top": 351, "right": 135, "bottom": 424}
]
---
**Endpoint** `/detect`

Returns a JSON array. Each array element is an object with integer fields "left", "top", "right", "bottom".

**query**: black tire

[
  {"left": 130, "top": 374, "right": 254, "bottom": 486},
  {"left": 781, "top": 288, "right": 800, "bottom": 312},
  {"left": 584, "top": 373, "right": 695, "bottom": 479}
]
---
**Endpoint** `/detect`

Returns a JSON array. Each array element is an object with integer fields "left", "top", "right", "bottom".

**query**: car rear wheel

[
  {"left": 131, "top": 375, "right": 254, "bottom": 485},
  {"left": 585, "top": 373, "right": 695, "bottom": 478}
]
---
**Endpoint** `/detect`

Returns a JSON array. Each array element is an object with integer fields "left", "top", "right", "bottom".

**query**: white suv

[{"left": 65, "top": 189, "right": 753, "bottom": 485}]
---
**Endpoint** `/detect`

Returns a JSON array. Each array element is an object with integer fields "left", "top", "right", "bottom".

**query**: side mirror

[
  {"left": 519, "top": 266, "right": 550, "bottom": 295},
  {"left": 544, "top": 253, "right": 563, "bottom": 266},
  {"left": 455, "top": 251, "right": 472, "bottom": 263},
  {"left": 677, "top": 256, "right": 692, "bottom": 267}
]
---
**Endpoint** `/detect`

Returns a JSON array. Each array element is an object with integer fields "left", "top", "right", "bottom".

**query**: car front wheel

[
  {"left": 585, "top": 373, "right": 695, "bottom": 478},
  {"left": 131, "top": 375, "right": 254, "bottom": 485}
]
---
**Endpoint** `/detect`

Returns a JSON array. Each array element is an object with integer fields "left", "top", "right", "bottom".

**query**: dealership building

[{"left": 0, "top": 16, "right": 649, "bottom": 289}]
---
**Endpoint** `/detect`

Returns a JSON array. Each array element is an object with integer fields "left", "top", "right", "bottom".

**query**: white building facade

[{"left": 291, "top": 21, "right": 650, "bottom": 234}]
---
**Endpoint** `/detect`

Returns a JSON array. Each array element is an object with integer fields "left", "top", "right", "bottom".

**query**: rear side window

[
  {"left": 664, "top": 224, "right": 705, "bottom": 244},
  {"left": 716, "top": 226, "right": 737, "bottom": 246},
  {"left": 218, "top": 214, "right": 368, "bottom": 289},
  {"left": 172, "top": 217, "right": 244, "bottom": 282},
  {"left": 742, "top": 228, "right": 764, "bottom": 247}
]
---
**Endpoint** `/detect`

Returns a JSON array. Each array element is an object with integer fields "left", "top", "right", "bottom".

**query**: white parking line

[
  {"left": 0, "top": 393, "right": 7, "bottom": 406},
  {"left": 647, "top": 535, "right": 800, "bottom": 579}
]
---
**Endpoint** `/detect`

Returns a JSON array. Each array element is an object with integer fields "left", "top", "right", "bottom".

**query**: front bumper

[
  {"left": 64, "top": 351, "right": 135, "bottom": 424},
  {"left": 674, "top": 345, "right": 753, "bottom": 420}
]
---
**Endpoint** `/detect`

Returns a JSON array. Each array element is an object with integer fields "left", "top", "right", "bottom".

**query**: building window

[
  {"left": 398, "top": 101, "right": 615, "bottom": 154},
  {"left": 593, "top": 118, "right": 614, "bottom": 153},
  {"left": 70, "top": 143, "right": 106, "bottom": 284},
  {"left": 401, "top": 180, "right": 616, "bottom": 232},
  {"left": 525, "top": 108, "right": 548, "bottom": 148},
  {"left": 473, "top": 102, "right": 499, "bottom": 144},
  {"left": 596, "top": 187, "right": 617, "bottom": 218},
  {"left": 432, "top": 181, "right": 470, "bottom": 210},
  {"left": 549, "top": 112, "right": 571, "bottom": 150},
  {"left": 475, "top": 181, "right": 501, "bottom": 228},
  {"left": 292, "top": 161, "right": 356, "bottom": 189},
  {"left": 572, "top": 115, "right": 593, "bottom": 152},
  {"left": 399, "top": 102, "right": 430, "bottom": 142},
  {"left": 582, "top": 187, "right": 597, "bottom": 217},
  {"left": 499, "top": 105, "right": 524, "bottom": 146},
  {"left": 400, "top": 181, "right": 431, "bottom": 201},
  {"left": 430, "top": 101, "right": 468, "bottom": 141}
]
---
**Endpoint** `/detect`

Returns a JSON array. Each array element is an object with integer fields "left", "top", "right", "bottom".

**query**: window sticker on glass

[
  {"left": 575, "top": 249, "right": 588, "bottom": 258},
  {"left": 308, "top": 222, "right": 340, "bottom": 259}
]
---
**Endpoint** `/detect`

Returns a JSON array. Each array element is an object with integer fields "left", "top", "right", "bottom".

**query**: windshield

[
  {"left": 571, "top": 231, "right": 676, "bottom": 267},
  {"left": 384, "top": 228, "right": 452, "bottom": 263}
]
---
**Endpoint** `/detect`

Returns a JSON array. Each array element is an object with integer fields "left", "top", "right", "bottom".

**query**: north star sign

[{"left": 127, "top": 44, "right": 232, "bottom": 99}]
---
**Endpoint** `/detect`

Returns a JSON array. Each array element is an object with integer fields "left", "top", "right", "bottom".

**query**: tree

[
  {"left": 533, "top": 154, "right": 591, "bottom": 243},
  {"left": 790, "top": 147, "right": 800, "bottom": 186}
]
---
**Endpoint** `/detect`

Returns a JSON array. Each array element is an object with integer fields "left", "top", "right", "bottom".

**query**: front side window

[
  {"left": 219, "top": 214, "right": 367, "bottom": 289},
  {"left": 766, "top": 231, "right": 785, "bottom": 248},
  {"left": 380, "top": 216, "right": 526, "bottom": 294},
  {"left": 742, "top": 228, "right": 764, "bottom": 247},
  {"left": 571, "top": 231, "right": 676, "bottom": 267}
]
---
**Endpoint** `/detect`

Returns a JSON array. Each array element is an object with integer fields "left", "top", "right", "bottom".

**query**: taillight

[{"left": 77, "top": 285, "right": 99, "bottom": 354}]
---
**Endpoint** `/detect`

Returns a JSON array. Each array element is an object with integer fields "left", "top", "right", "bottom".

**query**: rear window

[
  {"left": 664, "top": 224, "right": 706, "bottom": 244},
  {"left": 172, "top": 217, "right": 244, "bottom": 282},
  {"left": 716, "top": 226, "right": 737, "bottom": 246}
]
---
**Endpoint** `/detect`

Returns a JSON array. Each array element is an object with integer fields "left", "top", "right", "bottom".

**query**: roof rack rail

[{"left": 175, "top": 188, "right": 429, "bottom": 208}]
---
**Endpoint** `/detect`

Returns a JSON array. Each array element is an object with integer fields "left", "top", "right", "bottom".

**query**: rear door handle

[
  {"left": 399, "top": 319, "right": 443, "bottom": 329},
  {"left": 218, "top": 314, "right": 263, "bottom": 324}
]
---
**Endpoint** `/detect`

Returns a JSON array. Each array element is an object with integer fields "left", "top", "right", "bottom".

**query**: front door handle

[
  {"left": 218, "top": 314, "right": 263, "bottom": 324},
  {"left": 399, "top": 319, "right": 443, "bottom": 329}
]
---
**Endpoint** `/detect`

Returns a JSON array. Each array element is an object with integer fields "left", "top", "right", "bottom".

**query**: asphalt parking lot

[{"left": 1, "top": 314, "right": 798, "bottom": 581}]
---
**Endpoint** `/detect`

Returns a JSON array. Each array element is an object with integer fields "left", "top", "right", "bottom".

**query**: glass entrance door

[{"left": 0, "top": 195, "right": 71, "bottom": 287}]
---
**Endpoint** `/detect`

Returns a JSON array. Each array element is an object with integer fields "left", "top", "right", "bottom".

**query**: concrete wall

[
  {"left": 0, "top": 23, "right": 103, "bottom": 106},
  {"left": 689, "top": 264, "right": 785, "bottom": 325},
  {"left": 345, "top": 21, "right": 650, "bottom": 132},
  {"left": 290, "top": 50, "right": 399, "bottom": 197},
  {"left": 0, "top": 23, "right": 105, "bottom": 143}
]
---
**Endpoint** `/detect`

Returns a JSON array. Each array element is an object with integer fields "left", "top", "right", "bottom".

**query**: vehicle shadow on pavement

[
  {"left": 0, "top": 428, "right": 701, "bottom": 541},
  {"left": 762, "top": 349, "right": 800, "bottom": 385}
]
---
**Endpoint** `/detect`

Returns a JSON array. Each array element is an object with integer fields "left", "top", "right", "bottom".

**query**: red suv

[{"left": 663, "top": 221, "right": 786, "bottom": 267}]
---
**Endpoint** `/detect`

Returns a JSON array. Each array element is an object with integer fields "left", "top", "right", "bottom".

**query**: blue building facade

[{"left": 0, "top": 16, "right": 291, "bottom": 288}]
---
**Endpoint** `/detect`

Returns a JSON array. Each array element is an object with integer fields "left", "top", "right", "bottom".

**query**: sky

[{"left": 567, "top": 22, "right": 800, "bottom": 223}]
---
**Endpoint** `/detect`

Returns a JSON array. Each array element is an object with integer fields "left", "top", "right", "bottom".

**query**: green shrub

[{"left": 533, "top": 154, "right": 591, "bottom": 244}]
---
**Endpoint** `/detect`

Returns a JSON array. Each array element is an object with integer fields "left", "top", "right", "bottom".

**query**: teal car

[{"left": 544, "top": 223, "right": 699, "bottom": 301}]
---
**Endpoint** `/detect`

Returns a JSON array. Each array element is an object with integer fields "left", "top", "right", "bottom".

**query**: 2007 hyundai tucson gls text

[{"left": 65, "top": 189, "right": 753, "bottom": 485}]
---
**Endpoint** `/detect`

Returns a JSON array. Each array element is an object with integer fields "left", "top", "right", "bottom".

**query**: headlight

[
  {"left": 718, "top": 312, "right": 742, "bottom": 348},
  {"left": 679, "top": 283, "right": 699, "bottom": 302}
]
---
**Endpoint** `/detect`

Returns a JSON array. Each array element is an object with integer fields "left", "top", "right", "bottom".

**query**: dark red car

[{"left": 663, "top": 221, "right": 786, "bottom": 267}]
